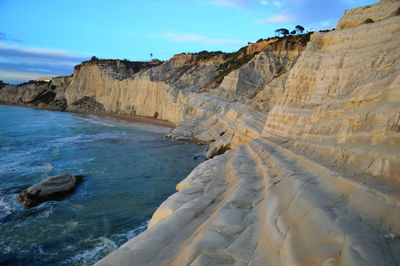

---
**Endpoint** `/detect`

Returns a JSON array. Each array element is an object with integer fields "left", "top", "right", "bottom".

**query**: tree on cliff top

[
  {"left": 275, "top": 28, "right": 290, "bottom": 37},
  {"left": 295, "top": 25, "right": 305, "bottom": 34}
]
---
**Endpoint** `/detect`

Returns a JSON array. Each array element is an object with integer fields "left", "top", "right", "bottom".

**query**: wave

[
  {"left": 0, "top": 198, "right": 12, "bottom": 221},
  {"left": 66, "top": 237, "right": 118, "bottom": 266},
  {"left": 52, "top": 134, "right": 83, "bottom": 159},
  {"left": 114, "top": 220, "right": 149, "bottom": 241},
  {"left": 42, "top": 163, "right": 53, "bottom": 174}
]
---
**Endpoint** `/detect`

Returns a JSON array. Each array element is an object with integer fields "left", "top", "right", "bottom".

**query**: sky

[{"left": 0, "top": 0, "right": 377, "bottom": 84}]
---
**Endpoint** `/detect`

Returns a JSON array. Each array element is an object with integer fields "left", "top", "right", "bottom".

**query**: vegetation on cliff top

[
  {"left": 74, "top": 57, "right": 163, "bottom": 76},
  {"left": 69, "top": 29, "right": 316, "bottom": 87},
  {"left": 209, "top": 32, "right": 313, "bottom": 88},
  {"left": 275, "top": 25, "right": 304, "bottom": 37}
]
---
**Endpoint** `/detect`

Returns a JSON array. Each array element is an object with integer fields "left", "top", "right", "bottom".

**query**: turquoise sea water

[{"left": 0, "top": 105, "right": 205, "bottom": 265}]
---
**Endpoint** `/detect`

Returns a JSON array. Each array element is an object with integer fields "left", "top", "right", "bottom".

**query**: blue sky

[{"left": 0, "top": 0, "right": 377, "bottom": 84}]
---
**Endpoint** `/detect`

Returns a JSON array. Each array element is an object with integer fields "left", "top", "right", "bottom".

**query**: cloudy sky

[{"left": 0, "top": 0, "right": 376, "bottom": 84}]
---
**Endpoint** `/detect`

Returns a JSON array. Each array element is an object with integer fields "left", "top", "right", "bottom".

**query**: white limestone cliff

[
  {"left": 0, "top": 0, "right": 398, "bottom": 264},
  {"left": 96, "top": 1, "right": 400, "bottom": 265}
]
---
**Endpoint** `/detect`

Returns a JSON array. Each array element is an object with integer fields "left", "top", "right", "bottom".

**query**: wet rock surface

[{"left": 18, "top": 174, "right": 83, "bottom": 208}]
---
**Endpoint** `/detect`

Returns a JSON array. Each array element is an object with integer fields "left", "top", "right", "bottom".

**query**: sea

[{"left": 0, "top": 105, "right": 206, "bottom": 265}]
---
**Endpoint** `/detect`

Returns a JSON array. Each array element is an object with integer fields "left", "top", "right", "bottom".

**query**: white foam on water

[
  {"left": 0, "top": 148, "right": 41, "bottom": 175},
  {"left": 37, "top": 245, "right": 50, "bottom": 256},
  {"left": 0, "top": 197, "right": 12, "bottom": 217},
  {"left": 0, "top": 198, "right": 10, "bottom": 210},
  {"left": 63, "top": 221, "right": 79, "bottom": 232},
  {"left": 67, "top": 236, "right": 118, "bottom": 265},
  {"left": 52, "top": 134, "right": 83, "bottom": 158},
  {"left": 63, "top": 221, "right": 149, "bottom": 265},
  {"left": 49, "top": 112, "right": 69, "bottom": 129},
  {"left": 2, "top": 246, "right": 11, "bottom": 253},
  {"left": 35, "top": 202, "right": 55, "bottom": 219},
  {"left": 42, "top": 163, "right": 53, "bottom": 174},
  {"left": 118, "top": 220, "right": 149, "bottom": 240},
  {"left": 54, "top": 135, "right": 83, "bottom": 146},
  {"left": 75, "top": 116, "right": 117, "bottom": 128}
]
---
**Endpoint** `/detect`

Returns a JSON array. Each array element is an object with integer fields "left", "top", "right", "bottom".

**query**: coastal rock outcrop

[
  {"left": 1, "top": 0, "right": 399, "bottom": 264},
  {"left": 18, "top": 174, "right": 82, "bottom": 208},
  {"left": 97, "top": 1, "right": 400, "bottom": 265},
  {"left": 0, "top": 76, "right": 71, "bottom": 111},
  {"left": 337, "top": 0, "right": 400, "bottom": 29}
]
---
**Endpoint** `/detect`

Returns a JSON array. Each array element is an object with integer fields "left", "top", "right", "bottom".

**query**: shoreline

[
  {"left": 0, "top": 104, "right": 201, "bottom": 264},
  {"left": 94, "top": 112, "right": 175, "bottom": 129},
  {"left": 0, "top": 103, "right": 175, "bottom": 129}
]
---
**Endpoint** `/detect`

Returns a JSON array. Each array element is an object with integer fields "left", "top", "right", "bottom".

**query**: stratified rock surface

[
  {"left": 96, "top": 1, "right": 400, "bottom": 265},
  {"left": 1, "top": 0, "right": 399, "bottom": 264},
  {"left": 18, "top": 174, "right": 81, "bottom": 208},
  {"left": 0, "top": 76, "right": 71, "bottom": 110}
]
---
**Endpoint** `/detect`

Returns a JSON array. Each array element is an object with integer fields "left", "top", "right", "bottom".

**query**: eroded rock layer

[
  {"left": 97, "top": 1, "right": 400, "bottom": 265},
  {"left": 1, "top": 0, "right": 399, "bottom": 265}
]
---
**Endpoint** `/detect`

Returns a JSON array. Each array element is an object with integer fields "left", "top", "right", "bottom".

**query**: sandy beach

[{"left": 95, "top": 112, "right": 175, "bottom": 129}]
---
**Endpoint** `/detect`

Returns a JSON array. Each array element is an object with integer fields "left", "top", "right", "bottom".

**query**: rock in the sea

[{"left": 18, "top": 174, "right": 83, "bottom": 208}]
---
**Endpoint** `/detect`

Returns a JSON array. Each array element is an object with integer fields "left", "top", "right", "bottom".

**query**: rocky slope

[
  {"left": 96, "top": 1, "right": 400, "bottom": 265},
  {"left": 0, "top": 76, "right": 71, "bottom": 110},
  {"left": 1, "top": 0, "right": 399, "bottom": 265}
]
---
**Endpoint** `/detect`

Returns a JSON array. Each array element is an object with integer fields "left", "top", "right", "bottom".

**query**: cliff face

[
  {"left": 0, "top": 76, "right": 71, "bottom": 110},
  {"left": 1, "top": 0, "right": 399, "bottom": 265},
  {"left": 64, "top": 55, "right": 225, "bottom": 122},
  {"left": 168, "top": 35, "right": 309, "bottom": 158},
  {"left": 0, "top": 35, "right": 307, "bottom": 125},
  {"left": 96, "top": 1, "right": 400, "bottom": 265}
]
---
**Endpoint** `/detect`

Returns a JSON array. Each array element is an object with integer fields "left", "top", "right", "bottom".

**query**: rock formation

[
  {"left": 0, "top": 76, "right": 71, "bottom": 111},
  {"left": 96, "top": 1, "right": 400, "bottom": 265},
  {"left": 18, "top": 174, "right": 83, "bottom": 208},
  {"left": 1, "top": 0, "right": 399, "bottom": 264}
]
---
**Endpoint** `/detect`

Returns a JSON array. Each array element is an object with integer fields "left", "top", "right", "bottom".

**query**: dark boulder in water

[{"left": 18, "top": 174, "right": 83, "bottom": 208}]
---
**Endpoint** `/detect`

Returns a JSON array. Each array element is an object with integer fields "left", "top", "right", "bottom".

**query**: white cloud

[
  {"left": 255, "top": 0, "right": 365, "bottom": 27},
  {"left": 0, "top": 43, "right": 89, "bottom": 83},
  {"left": 211, "top": 0, "right": 285, "bottom": 9},
  {"left": 211, "top": 0, "right": 279, "bottom": 8},
  {"left": 0, "top": 69, "right": 49, "bottom": 82},
  {"left": 256, "top": 14, "right": 293, "bottom": 24},
  {"left": 0, "top": 44, "right": 88, "bottom": 62},
  {"left": 255, "top": 18, "right": 269, "bottom": 24},
  {"left": 268, "top": 14, "right": 292, "bottom": 22},
  {"left": 156, "top": 33, "right": 245, "bottom": 46},
  {"left": 272, "top": 1, "right": 282, "bottom": 7},
  {"left": 211, "top": 0, "right": 247, "bottom": 8}
]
